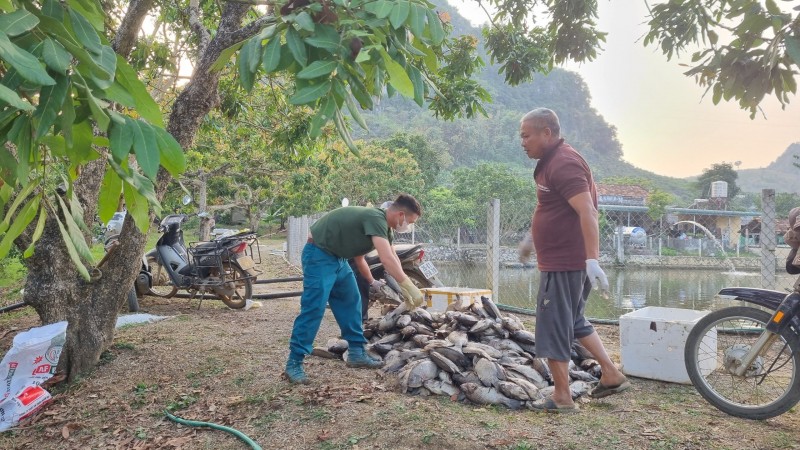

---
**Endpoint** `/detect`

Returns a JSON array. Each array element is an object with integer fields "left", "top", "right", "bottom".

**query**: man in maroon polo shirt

[{"left": 518, "top": 108, "right": 630, "bottom": 413}]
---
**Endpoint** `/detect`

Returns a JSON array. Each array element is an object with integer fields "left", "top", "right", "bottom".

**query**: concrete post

[{"left": 487, "top": 199, "right": 501, "bottom": 297}]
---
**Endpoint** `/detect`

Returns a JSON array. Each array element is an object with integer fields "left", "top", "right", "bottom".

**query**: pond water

[{"left": 434, "top": 263, "right": 799, "bottom": 321}]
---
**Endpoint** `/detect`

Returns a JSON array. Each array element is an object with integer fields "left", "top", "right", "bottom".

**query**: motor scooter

[
  {"left": 145, "top": 213, "right": 261, "bottom": 309},
  {"left": 365, "top": 243, "right": 444, "bottom": 306}
]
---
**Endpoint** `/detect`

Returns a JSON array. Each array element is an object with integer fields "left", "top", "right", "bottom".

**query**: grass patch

[
  {"left": 165, "top": 393, "right": 198, "bottom": 412},
  {"left": 113, "top": 341, "right": 136, "bottom": 350}
]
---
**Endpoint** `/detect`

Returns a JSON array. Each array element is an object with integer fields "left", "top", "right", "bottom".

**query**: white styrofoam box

[
  {"left": 420, "top": 287, "right": 492, "bottom": 313},
  {"left": 619, "top": 306, "right": 716, "bottom": 384}
]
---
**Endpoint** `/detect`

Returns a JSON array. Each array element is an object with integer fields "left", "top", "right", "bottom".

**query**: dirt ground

[{"left": 1, "top": 242, "right": 799, "bottom": 450}]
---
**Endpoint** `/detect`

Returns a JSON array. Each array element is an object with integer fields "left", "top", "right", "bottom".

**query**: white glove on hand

[
  {"left": 369, "top": 279, "right": 385, "bottom": 294},
  {"left": 398, "top": 277, "right": 424, "bottom": 309},
  {"left": 585, "top": 259, "right": 609, "bottom": 291},
  {"left": 517, "top": 232, "right": 535, "bottom": 263}
]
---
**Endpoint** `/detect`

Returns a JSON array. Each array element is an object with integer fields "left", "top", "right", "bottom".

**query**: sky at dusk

[{"left": 448, "top": 0, "right": 800, "bottom": 178}]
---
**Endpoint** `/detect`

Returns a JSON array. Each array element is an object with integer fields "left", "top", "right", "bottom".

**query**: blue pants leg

[
  {"left": 288, "top": 244, "right": 338, "bottom": 361},
  {"left": 327, "top": 262, "right": 366, "bottom": 349}
]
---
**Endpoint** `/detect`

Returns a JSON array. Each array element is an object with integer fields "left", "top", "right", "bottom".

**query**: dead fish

[
  {"left": 469, "top": 319, "right": 494, "bottom": 334},
  {"left": 446, "top": 330, "right": 468, "bottom": 348},
  {"left": 411, "top": 322, "right": 434, "bottom": 336},
  {"left": 502, "top": 315, "right": 524, "bottom": 332},
  {"left": 430, "top": 351, "right": 462, "bottom": 374},
  {"left": 460, "top": 383, "right": 522, "bottom": 409},
  {"left": 506, "top": 376, "right": 543, "bottom": 400},
  {"left": 481, "top": 296, "right": 503, "bottom": 321},
  {"left": 504, "top": 364, "right": 547, "bottom": 389},
  {"left": 383, "top": 350, "right": 407, "bottom": 373},
  {"left": 411, "top": 308, "right": 433, "bottom": 325},
  {"left": 571, "top": 340, "right": 596, "bottom": 360},
  {"left": 312, "top": 347, "right": 341, "bottom": 359},
  {"left": 569, "top": 380, "right": 595, "bottom": 399},
  {"left": 462, "top": 346, "right": 496, "bottom": 361},
  {"left": 487, "top": 339, "right": 525, "bottom": 354},
  {"left": 402, "top": 359, "right": 439, "bottom": 389},
  {"left": 450, "top": 312, "right": 479, "bottom": 327},
  {"left": 400, "top": 325, "right": 417, "bottom": 338},
  {"left": 396, "top": 314, "right": 412, "bottom": 328},
  {"left": 447, "top": 295, "right": 474, "bottom": 312},
  {"left": 579, "top": 358, "right": 600, "bottom": 371},
  {"left": 569, "top": 368, "right": 598, "bottom": 383},
  {"left": 452, "top": 370, "right": 482, "bottom": 386},
  {"left": 464, "top": 342, "right": 503, "bottom": 358},
  {"left": 474, "top": 357, "right": 506, "bottom": 388},
  {"left": 510, "top": 330, "right": 536, "bottom": 346},
  {"left": 411, "top": 334, "right": 433, "bottom": 347},
  {"left": 326, "top": 338, "right": 349, "bottom": 354},
  {"left": 377, "top": 333, "right": 403, "bottom": 345},
  {"left": 497, "top": 380, "right": 532, "bottom": 401},
  {"left": 516, "top": 341, "right": 537, "bottom": 356},
  {"left": 424, "top": 379, "right": 460, "bottom": 397},
  {"left": 470, "top": 303, "right": 490, "bottom": 319},
  {"left": 532, "top": 358, "right": 552, "bottom": 383},
  {"left": 438, "top": 370, "right": 453, "bottom": 384},
  {"left": 371, "top": 342, "right": 393, "bottom": 355},
  {"left": 432, "top": 346, "right": 471, "bottom": 371},
  {"left": 378, "top": 303, "right": 408, "bottom": 331},
  {"left": 423, "top": 339, "right": 454, "bottom": 351}
]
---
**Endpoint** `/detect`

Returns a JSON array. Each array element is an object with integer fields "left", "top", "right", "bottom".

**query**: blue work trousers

[{"left": 288, "top": 243, "right": 366, "bottom": 361}]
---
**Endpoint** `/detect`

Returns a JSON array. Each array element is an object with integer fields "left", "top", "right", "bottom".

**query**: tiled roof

[{"left": 596, "top": 184, "right": 649, "bottom": 199}]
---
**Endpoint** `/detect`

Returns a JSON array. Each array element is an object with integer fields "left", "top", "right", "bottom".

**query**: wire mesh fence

[{"left": 287, "top": 189, "right": 792, "bottom": 323}]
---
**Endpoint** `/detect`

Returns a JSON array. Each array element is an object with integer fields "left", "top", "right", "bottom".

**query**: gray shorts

[{"left": 534, "top": 271, "right": 594, "bottom": 361}]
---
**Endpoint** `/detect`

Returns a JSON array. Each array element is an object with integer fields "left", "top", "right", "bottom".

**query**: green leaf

[
  {"left": 407, "top": 64, "right": 424, "bottom": 106},
  {"left": 40, "top": 134, "right": 66, "bottom": 156},
  {"left": 107, "top": 158, "right": 161, "bottom": 217},
  {"left": 35, "top": 15, "right": 108, "bottom": 81},
  {"left": 53, "top": 213, "right": 90, "bottom": 280},
  {"left": 238, "top": 51, "right": 255, "bottom": 92},
  {"left": 98, "top": 164, "right": 122, "bottom": 223},
  {"left": 114, "top": 55, "right": 164, "bottom": 128},
  {"left": 153, "top": 126, "right": 186, "bottom": 176},
  {"left": 0, "top": 147, "right": 17, "bottom": 185},
  {"left": 0, "top": 83, "right": 34, "bottom": 111},
  {"left": 103, "top": 79, "right": 136, "bottom": 107},
  {"left": 131, "top": 119, "right": 160, "bottom": 180},
  {"left": 0, "top": 31, "right": 56, "bottom": 86},
  {"left": 22, "top": 204, "right": 47, "bottom": 258},
  {"left": 381, "top": 53, "right": 414, "bottom": 98},
  {"left": 109, "top": 119, "right": 133, "bottom": 162},
  {"left": 426, "top": 10, "right": 444, "bottom": 45},
  {"left": 211, "top": 40, "right": 245, "bottom": 72},
  {"left": 389, "top": 1, "right": 410, "bottom": 29},
  {"left": 786, "top": 35, "right": 800, "bottom": 66},
  {"left": 42, "top": 37, "right": 71, "bottom": 74},
  {"left": 122, "top": 179, "right": 150, "bottom": 234},
  {"left": 408, "top": 4, "right": 425, "bottom": 38},
  {"left": 261, "top": 37, "right": 282, "bottom": 73},
  {"left": 73, "top": 76, "right": 110, "bottom": 131},
  {"left": 242, "top": 34, "right": 262, "bottom": 74},
  {"left": 309, "top": 95, "right": 336, "bottom": 138},
  {"left": 304, "top": 25, "right": 341, "bottom": 50},
  {"left": 9, "top": 115, "right": 31, "bottom": 183},
  {"left": 61, "top": 84, "right": 76, "bottom": 147},
  {"left": 0, "top": 181, "right": 36, "bottom": 235},
  {"left": 56, "top": 194, "right": 94, "bottom": 263},
  {"left": 289, "top": 80, "right": 331, "bottom": 105},
  {"left": 365, "top": 0, "right": 394, "bottom": 19},
  {"left": 344, "top": 89, "right": 369, "bottom": 130},
  {"left": 89, "top": 45, "right": 117, "bottom": 87},
  {"left": 42, "top": 0, "right": 64, "bottom": 21},
  {"left": 68, "top": 120, "right": 94, "bottom": 162},
  {"left": 286, "top": 27, "right": 308, "bottom": 67},
  {"left": 0, "top": 195, "right": 39, "bottom": 259},
  {"left": 34, "top": 74, "right": 69, "bottom": 138},
  {"left": 295, "top": 11, "right": 315, "bottom": 32},
  {"left": 297, "top": 60, "right": 337, "bottom": 79},
  {"left": 333, "top": 108, "right": 358, "bottom": 155},
  {"left": 68, "top": 8, "right": 101, "bottom": 55},
  {"left": 0, "top": 9, "right": 39, "bottom": 37}
]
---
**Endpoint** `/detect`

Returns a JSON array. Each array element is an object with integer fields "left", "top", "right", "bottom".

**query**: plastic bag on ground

[{"left": 0, "top": 321, "right": 67, "bottom": 432}]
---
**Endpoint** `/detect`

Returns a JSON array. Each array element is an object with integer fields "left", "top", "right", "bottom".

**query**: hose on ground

[{"left": 164, "top": 410, "right": 262, "bottom": 450}]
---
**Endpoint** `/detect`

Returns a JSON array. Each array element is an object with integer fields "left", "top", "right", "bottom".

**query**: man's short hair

[
  {"left": 521, "top": 108, "right": 561, "bottom": 137},
  {"left": 391, "top": 193, "right": 422, "bottom": 216}
]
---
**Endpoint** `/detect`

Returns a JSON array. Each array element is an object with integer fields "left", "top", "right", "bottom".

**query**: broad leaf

[
  {"left": 297, "top": 60, "right": 337, "bottom": 79},
  {"left": 122, "top": 179, "right": 150, "bottom": 234},
  {"left": 0, "top": 83, "right": 34, "bottom": 111},
  {"left": 0, "top": 9, "right": 39, "bottom": 37},
  {"left": 22, "top": 204, "right": 46, "bottom": 258},
  {"left": 304, "top": 25, "right": 341, "bottom": 50},
  {"left": 238, "top": 52, "right": 255, "bottom": 92},
  {"left": 0, "top": 181, "right": 36, "bottom": 235},
  {"left": 0, "top": 147, "right": 17, "bottom": 185},
  {"left": 114, "top": 55, "right": 164, "bottom": 127},
  {"left": 54, "top": 213, "right": 90, "bottom": 280},
  {"left": 42, "top": 37, "right": 70, "bottom": 74},
  {"left": 42, "top": 0, "right": 63, "bottom": 21},
  {"left": 153, "top": 127, "right": 186, "bottom": 176},
  {"left": 34, "top": 74, "right": 69, "bottom": 138},
  {"left": 109, "top": 119, "right": 133, "bottom": 162},
  {"left": 210, "top": 41, "right": 245, "bottom": 72},
  {"left": 426, "top": 10, "right": 445, "bottom": 45},
  {"left": 289, "top": 81, "right": 331, "bottom": 105},
  {"left": 107, "top": 158, "right": 161, "bottom": 217},
  {"left": 9, "top": 115, "right": 31, "bottom": 184},
  {"left": 130, "top": 119, "right": 160, "bottom": 181},
  {"left": 389, "top": 2, "right": 410, "bottom": 29},
  {"left": 344, "top": 89, "right": 369, "bottom": 130},
  {"left": 68, "top": 8, "right": 101, "bottom": 54},
  {"left": 408, "top": 4, "right": 425, "bottom": 38},
  {"left": 333, "top": 108, "right": 358, "bottom": 155},
  {"left": 262, "top": 37, "right": 282, "bottom": 72},
  {"left": 295, "top": 12, "right": 315, "bottom": 32},
  {"left": 56, "top": 194, "right": 94, "bottom": 263},
  {"left": 88, "top": 45, "right": 117, "bottom": 88},
  {"left": 0, "top": 31, "right": 56, "bottom": 86},
  {"left": 286, "top": 27, "right": 308, "bottom": 67},
  {"left": 365, "top": 0, "right": 394, "bottom": 19},
  {"left": 69, "top": 0, "right": 105, "bottom": 31},
  {"left": 0, "top": 195, "right": 39, "bottom": 259},
  {"left": 98, "top": 163, "right": 123, "bottom": 223},
  {"left": 786, "top": 35, "right": 800, "bottom": 66},
  {"left": 309, "top": 95, "right": 336, "bottom": 138},
  {"left": 242, "top": 34, "right": 262, "bottom": 73},
  {"left": 60, "top": 85, "right": 76, "bottom": 147},
  {"left": 382, "top": 53, "right": 414, "bottom": 97}
]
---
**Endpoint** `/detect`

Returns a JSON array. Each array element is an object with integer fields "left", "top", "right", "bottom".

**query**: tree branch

[
  {"left": 219, "top": 14, "right": 277, "bottom": 49},
  {"left": 189, "top": 0, "right": 212, "bottom": 56},
  {"left": 112, "top": 0, "right": 155, "bottom": 58}
]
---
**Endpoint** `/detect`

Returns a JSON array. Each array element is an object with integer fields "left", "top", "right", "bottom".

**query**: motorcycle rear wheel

[
  {"left": 146, "top": 257, "right": 178, "bottom": 298},
  {"left": 217, "top": 263, "right": 253, "bottom": 309},
  {"left": 684, "top": 306, "right": 800, "bottom": 419}
]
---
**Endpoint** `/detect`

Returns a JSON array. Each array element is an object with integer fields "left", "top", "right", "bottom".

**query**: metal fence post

[
  {"left": 761, "top": 189, "right": 776, "bottom": 289},
  {"left": 487, "top": 199, "right": 500, "bottom": 298},
  {"left": 616, "top": 224, "right": 625, "bottom": 264}
]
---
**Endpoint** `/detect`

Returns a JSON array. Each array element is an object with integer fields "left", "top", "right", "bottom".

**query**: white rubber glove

[
  {"left": 369, "top": 279, "right": 385, "bottom": 294},
  {"left": 517, "top": 232, "right": 535, "bottom": 263},
  {"left": 585, "top": 259, "right": 609, "bottom": 291},
  {"left": 398, "top": 277, "right": 424, "bottom": 309}
]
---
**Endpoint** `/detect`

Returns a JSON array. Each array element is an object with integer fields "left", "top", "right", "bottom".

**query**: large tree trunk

[{"left": 20, "top": 2, "right": 263, "bottom": 381}]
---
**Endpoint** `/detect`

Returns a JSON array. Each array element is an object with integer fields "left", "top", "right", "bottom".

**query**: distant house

[
  {"left": 596, "top": 184, "right": 648, "bottom": 206},
  {"left": 740, "top": 217, "right": 791, "bottom": 246}
]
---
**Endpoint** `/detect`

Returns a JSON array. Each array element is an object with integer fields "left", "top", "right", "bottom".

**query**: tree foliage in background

[
  {"left": 695, "top": 162, "right": 741, "bottom": 200},
  {"left": 646, "top": 189, "right": 674, "bottom": 222}
]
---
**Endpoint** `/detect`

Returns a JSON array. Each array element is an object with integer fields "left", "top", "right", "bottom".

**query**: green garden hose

[{"left": 164, "top": 410, "right": 263, "bottom": 450}]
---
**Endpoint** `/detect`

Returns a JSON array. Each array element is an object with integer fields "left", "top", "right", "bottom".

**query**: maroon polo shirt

[{"left": 531, "top": 140, "right": 597, "bottom": 271}]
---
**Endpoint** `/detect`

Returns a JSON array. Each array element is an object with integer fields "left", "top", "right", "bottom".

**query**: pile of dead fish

[{"left": 312, "top": 297, "right": 602, "bottom": 410}]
